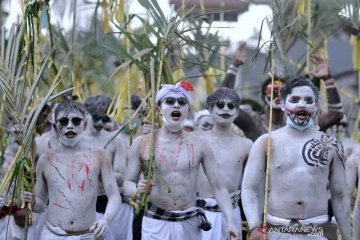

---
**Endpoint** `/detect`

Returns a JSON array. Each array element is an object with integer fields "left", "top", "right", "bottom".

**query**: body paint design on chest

[{"left": 302, "top": 134, "right": 342, "bottom": 167}]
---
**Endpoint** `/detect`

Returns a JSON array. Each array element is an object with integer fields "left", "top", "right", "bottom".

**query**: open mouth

[
  {"left": 274, "top": 98, "right": 281, "bottom": 105},
  {"left": 296, "top": 110, "right": 309, "bottom": 120},
  {"left": 94, "top": 125, "right": 103, "bottom": 131},
  {"left": 65, "top": 131, "right": 77, "bottom": 139},
  {"left": 171, "top": 110, "right": 182, "bottom": 120},
  {"left": 218, "top": 113, "right": 232, "bottom": 119}
]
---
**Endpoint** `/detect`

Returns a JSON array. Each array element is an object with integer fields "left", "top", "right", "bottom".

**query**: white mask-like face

[
  {"left": 55, "top": 110, "right": 86, "bottom": 147},
  {"left": 281, "top": 86, "right": 317, "bottom": 129},
  {"left": 264, "top": 81, "right": 283, "bottom": 110},
  {"left": 159, "top": 93, "right": 189, "bottom": 132},
  {"left": 197, "top": 115, "right": 214, "bottom": 131},
  {"left": 210, "top": 98, "right": 238, "bottom": 125}
]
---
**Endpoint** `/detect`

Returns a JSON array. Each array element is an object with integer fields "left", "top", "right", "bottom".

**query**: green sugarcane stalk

[
  {"left": 141, "top": 57, "right": 157, "bottom": 214},
  {"left": 0, "top": 146, "right": 24, "bottom": 195}
]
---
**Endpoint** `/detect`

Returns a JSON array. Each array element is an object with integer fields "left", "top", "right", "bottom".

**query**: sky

[{"left": 3, "top": 0, "right": 272, "bottom": 51}]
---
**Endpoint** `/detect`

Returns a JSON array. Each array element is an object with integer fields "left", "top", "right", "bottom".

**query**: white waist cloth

[
  {"left": 41, "top": 221, "right": 94, "bottom": 240},
  {"left": 142, "top": 205, "right": 200, "bottom": 240},
  {"left": 267, "top": 214, "right": 328, "bottom": 226}
]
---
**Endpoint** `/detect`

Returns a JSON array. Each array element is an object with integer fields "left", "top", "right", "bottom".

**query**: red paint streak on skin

[
  {"left": 141, "top": 137, "right": 150, "bottom": 158},
  {"left": 85, "top": 164, "right": 90, "bottom": 176},
  {"left": 53, "top": 203, "right": 69, "bottom": 209},
  {"left": 68, "top": 180, "right": 72, "bottom": 190},
  {"left": 78, "top": 180, "right": 85, "bottom": 194},
  {"left": 85, "top": 163, "right": 91, "bottom": 184},
  {"left": 172, "top": 137, "right": 184, "bottom": 171},
  {"left": 155, "top": 141, "right": 166, "bottom": 167},
  {"left": 58, "top": 189, "right": 66, "bottom": 198},
  {"left": 190, "top": 144, "right": 195, "bottom": 164}
]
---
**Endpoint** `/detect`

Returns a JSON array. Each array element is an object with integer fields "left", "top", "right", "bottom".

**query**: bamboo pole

[
  {"left": 263, "top": 43, "right": 276, "bottom": 239},
  {"left": 141, "top": 57, "right": 157, "bottom": 213},
  {"left": 219, "top": 0, "right": 225, "bottom": 80},
  {"left": 305, "top": 0, "right": 312, "bottom": 74}
]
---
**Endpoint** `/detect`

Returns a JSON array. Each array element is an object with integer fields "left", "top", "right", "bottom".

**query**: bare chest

[
  {"left": 270, "top": 135, "right": 340, "bottom": 173},
  {"left": 45, "top": 152, "right": 100, "bottom": 193},
  {"left": 141, "top": 139, "right": 201, "bottom": 172}
]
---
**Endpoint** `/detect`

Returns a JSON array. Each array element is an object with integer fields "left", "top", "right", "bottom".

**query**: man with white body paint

[
  {"left": 345, "top": 144, "right": 360, "bottom": 240},
  {"left": 31, "top": 101, "right": 121, "bottom": 240},
  {"left": 84, "top": 95, "right": 131, "bottom": 240},
  {"left": 197, "top": 87, "right": 252, "bottom": 240},
  {"left": 124, "top": 82, "right": 239, "bottom": 240},
  {"left": 242, "top": 77, "right": 351, "bottom": 240}
]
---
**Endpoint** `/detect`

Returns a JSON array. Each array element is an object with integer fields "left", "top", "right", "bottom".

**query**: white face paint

[
  {"left": 197, "top": 115, "right": 214, "bottom": 131},
  {"left": 55, "top": 110, "right": 86, "bottom": 147},
  {"left": 159, "top": 93, "right": 189, "bottom": 133},
  {"left": 210, "top": 98, "right": 238, "bottom": 125},
  {"left": 281, "top": 86, "right": 317, "bottom": 129}
]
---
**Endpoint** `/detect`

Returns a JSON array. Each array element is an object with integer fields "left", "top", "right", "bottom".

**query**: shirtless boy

[
  {"left": 197, "top": 87, "right": 252, "bottom": 240},
  {"left": 32, "top": 101, "right": 121, "bottom": 239}
]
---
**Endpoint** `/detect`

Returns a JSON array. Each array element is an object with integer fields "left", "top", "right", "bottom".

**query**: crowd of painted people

[{"left": 0, "top": 44, "right": 360, "bottom": 240}]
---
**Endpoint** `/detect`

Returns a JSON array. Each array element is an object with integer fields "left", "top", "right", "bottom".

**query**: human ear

[{"left": 156, "top": 106, "right": 163, "bottom": 116}]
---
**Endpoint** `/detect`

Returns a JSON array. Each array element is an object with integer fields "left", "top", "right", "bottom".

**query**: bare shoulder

[
  {"left": 91, "top": 146, "right": 107, "bottom": 158},
  {"left": 132, "top": 134, "right": 149, "bottom": 147},
  {"left": 347, "top": 153, "right": 360, "bottom": 166},
  {"left": 115, "top": 132, "right": 130, "bottom": 148},
  {"left": 186, "top": 131, "right": 209, "bottom": 142},
  {"left": 317, "top": 133, "right": 345, "bottom": 160},
  {"left": 319, "top": 133, "right": 344, "bottom": 149},
  {"left": 253, "top": 132, "right": 269, "bottom": 145},
  {"left": 233, "top": 133, "right": 253, "bottom": 146},
  {"left": 37, "top": 152, "right": 56, "bottom": 169}
]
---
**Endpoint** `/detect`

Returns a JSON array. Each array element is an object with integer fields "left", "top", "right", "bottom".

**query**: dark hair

[
  {"left": 206, "top": 87, "right": 240, "bottom": 110},
  {"left": 54, "top": 101, "right": 87, "bottom": 121},
  {"left": 84, "top": 95, "right": 112, "bottom": 116},
  {"left": 280, "top": 76, "right": 319, "bottom": 103},
  {"left": 240, "top": 98, "right": 264, "bottom": 113},
  {"left": 261, "top": 76, "right": 285, "bottom": 103},
  {"left": 131, "top": 94, "right": 142, "bottom": 110}
]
